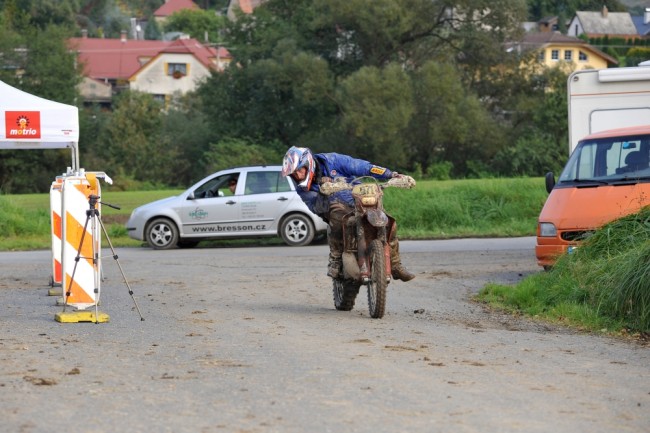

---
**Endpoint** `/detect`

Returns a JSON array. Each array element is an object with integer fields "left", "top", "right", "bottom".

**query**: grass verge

[{"left": 476, "top": 206, "right": 650, "bottom": 335}]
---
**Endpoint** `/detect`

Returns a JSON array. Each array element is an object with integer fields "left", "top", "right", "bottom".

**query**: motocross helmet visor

[{"left": 281, "top": 146, "right": 315, "bottom": 190}]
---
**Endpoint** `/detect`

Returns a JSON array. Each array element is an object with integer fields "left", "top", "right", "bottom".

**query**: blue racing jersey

[{"left": 295, "top": 153, "right": 394, "bottom": 220}]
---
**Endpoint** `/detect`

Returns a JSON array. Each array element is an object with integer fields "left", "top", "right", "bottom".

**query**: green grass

[
  {"left": 0, "top": 177, "right": 547, "bottom": 251},
  {"left": 0, "top": 190, "right": 182, "bottom": 250},
  {"left": 477, "top": 206, "right": 650, "bottom": 334}
]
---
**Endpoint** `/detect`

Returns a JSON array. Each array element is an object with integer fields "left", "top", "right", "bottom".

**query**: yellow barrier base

[
  {"left": 48, "top": 289, "right": 62, "bottom": 296},
  {"left": 55, "top": 310, "right": 110, "bottom": 323}
]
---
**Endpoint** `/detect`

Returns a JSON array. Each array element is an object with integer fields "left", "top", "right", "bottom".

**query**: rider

[{"left": 281, "top": 146, "right": 415, "bottom": 282}]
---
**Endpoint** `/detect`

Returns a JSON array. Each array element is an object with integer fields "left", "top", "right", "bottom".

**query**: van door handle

[
  {"left": 278, "top": 197, "right": 288, "bottom": 201},
  {"left": 226, "top": 200, "right": 236, "bottom": 205}
]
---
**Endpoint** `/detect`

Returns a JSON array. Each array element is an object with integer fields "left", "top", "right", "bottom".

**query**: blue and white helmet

[{"left": 281, "top": 146, "right": 315, "bottom": 190}]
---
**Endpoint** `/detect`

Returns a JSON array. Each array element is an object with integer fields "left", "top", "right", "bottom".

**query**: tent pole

[{"left": 70, "top": 142, "right": 79, "bottom": 172}]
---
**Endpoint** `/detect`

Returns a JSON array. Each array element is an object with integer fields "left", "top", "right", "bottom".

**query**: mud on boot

[
  {"left": 391, "top": 264, "right": 415, "bottom": 282},
  {"left": 327, "top": 258, "right": 342, "bottom": 279}
]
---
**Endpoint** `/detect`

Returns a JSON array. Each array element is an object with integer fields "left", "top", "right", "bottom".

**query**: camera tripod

[{"left": 62, "top": 194, "right": 144, "bottom": 323}]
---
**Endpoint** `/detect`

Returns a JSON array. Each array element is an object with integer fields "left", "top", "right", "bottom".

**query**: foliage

[
  {"left": 102, "top": 91, "right": 187, "bottom": 185},
  {"left": 337, "top": 64, "right": 414, "bottom": 167},
  {"left": 409, "top": 61, "right": 503, "bottom": 177},
  {"left": 625, "top": 47, "right": 650, "bottom": 67},
  {"left": 527, "top": 0, "right": 627, "bottom": 21},
  {"left": 202, "top": 138, "right": 285, "bottom": 173},
  {"left": 163, "top": 8, "right": 227, "bottom": 43},
  {"left": 479, "top": 206, "right": 650, "bottom": 333},
  {"left": 144, "top": 12, "right": 162, "bottom": 40}
]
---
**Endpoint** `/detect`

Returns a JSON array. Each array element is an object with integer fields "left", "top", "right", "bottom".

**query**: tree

[
  {"left": 527, "top": 0, "right": 627, "bottom": 22},
  {"left": 409, "top": 61, "right": 503, "bottom": 177},
  {"left": 19, "top": 25, "right": 81, "bottom": 104},
  {"left": 144, "top": 13, "right": 162, "bottom": 40},
  {"left": 207, "top": 0, "right": 529, "bottom": 173},
  {"left": 336, "top": 64, "right": 414, "bottom": 168},
  {"left": 199, "top": 45, "right": 336, "bottom": 149},
  {"left": 163, "top": 8, "right": 227, "bottom": 43},
  {"left": 103, "top": 91, "right": 185, "bottom": 185}
]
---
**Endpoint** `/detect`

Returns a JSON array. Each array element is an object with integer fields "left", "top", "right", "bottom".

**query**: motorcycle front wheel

[
  {"left": 367, "top": 239, "right": 388, "bottom": 318},
  {"left": 333, "top": 278, "right": 360, "bottom": 311}
]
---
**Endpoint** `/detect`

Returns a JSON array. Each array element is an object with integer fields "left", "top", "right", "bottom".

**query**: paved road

[{"left": 0, "top": 238, "right": 648, "bottom": 433}]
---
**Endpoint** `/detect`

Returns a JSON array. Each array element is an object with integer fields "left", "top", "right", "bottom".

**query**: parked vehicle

[
  {"left": 320, "top": 175, "right": 416, "bottom": 319},
  {"left": 536, "top": 66, "right": 650, "bottom": 268},
  {"left": 126, "top": 166, "right": 327, "bottom": 249}
]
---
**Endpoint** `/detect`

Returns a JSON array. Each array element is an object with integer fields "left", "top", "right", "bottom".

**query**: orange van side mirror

[{"left": 545, "top": 172, "right": 555, "bottom": 194}]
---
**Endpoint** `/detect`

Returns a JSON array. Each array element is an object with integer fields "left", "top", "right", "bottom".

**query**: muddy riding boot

[
  {"left": 326, "top": 225, "right": 343, "bottom": 279},
  {"left": 327, "top": 254, "right": 342, "bottom": 279},
  {"left": 389, "top": 238, "right": 415, "bottom": 282}
]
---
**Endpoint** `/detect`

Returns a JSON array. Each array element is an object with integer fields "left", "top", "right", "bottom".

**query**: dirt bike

[{"left": 320, "top": 175, "right": 416, "bottom": 318}]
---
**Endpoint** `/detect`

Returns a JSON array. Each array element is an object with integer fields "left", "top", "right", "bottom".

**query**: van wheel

[
  {"left": 280, "top": 214, "right": 315, "bottom": 246},
  {"left": 146, "top": 218, "right": 179, "bottom": 250}
]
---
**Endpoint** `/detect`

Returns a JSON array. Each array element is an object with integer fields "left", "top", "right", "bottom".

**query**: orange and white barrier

[
  {"left": 60, "top": 172, "right": 102, "bottom": 310},
  {"left": 49, "top": 176, "right": 64, "bottom": 288}
]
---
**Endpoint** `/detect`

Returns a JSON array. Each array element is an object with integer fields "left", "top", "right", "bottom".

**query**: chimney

[
  {"left": 645, "top": 7, "right": 650, "bottom": 25},
  {"left": 602, "top": 5, "right": 608, "bottom": 18},
  {"left": 120, "top": 30, "right": 127, "bottom": 42},
  {"left": 81, "top": 29, "right": 88, "bottom": 39}
]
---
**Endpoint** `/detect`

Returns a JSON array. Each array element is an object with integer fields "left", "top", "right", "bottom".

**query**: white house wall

[
  {"left": 129, "top": 53, "right": 210, "bottom": 95},
  {"left": 567, "top": 17, "right": 584, "bottom": 37}
]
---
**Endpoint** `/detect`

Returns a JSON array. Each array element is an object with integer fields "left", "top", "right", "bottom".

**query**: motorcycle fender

[
  {"left": 366, "top": 209, "right": 389, "bottom": 227},
  {"left": 342, "top": 252, "right": 360, "bottom": 281}
]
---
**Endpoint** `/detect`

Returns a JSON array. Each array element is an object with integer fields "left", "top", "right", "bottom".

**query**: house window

[
  {"left": 167, "top": 63, "right": 187, "bottom": 78},
  {"left": 551, "top": 50, "right": 559, "bottom": 60},
  {"left": 579, "top": 51, "right": 588, "bottom": 61},
  {"left": 538, "top": 50, "right": 545, "bottom": 61},
  {"left": 564, "top": 50, "right": 572, "bottom": 61}
]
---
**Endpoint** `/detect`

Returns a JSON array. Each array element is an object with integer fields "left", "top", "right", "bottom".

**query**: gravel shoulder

[{"left": 0, "top": 238, "right": 648, "bottom": 433}]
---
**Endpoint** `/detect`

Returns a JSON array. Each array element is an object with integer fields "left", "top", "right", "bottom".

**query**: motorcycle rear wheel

[
  {"left": 367, "top": 239, "right": 387, "bottom": 318},
  {"left": 333, "top": 278, "right": 360, "bottom": 311}
]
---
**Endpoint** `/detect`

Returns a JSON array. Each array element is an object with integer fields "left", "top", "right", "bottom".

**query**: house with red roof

[
  {"left": 154, "top": 0, "right": 200, "bottom": 25},
  {"left": 69, "top": 32, "right": 231, "bottom": 106}
]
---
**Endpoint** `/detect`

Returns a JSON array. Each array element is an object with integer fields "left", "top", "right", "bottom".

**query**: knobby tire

[{"left": 367, "top": 239, "right": 387, "bottom": 318}]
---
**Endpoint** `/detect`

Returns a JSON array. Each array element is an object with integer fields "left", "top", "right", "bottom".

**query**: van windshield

[{"left": 558, "top": 133, "right": 650, "bottom": 185}]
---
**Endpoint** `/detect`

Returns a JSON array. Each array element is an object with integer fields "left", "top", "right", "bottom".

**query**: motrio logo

[{"left": 5, "top": 111, "right": 41, "bottom": 139}]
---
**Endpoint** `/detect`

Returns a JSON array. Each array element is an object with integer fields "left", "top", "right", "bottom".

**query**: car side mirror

[
  {"left": 545, "top": 172, "right": 555, "bottom": 194},
  {"left": 187, "top": 192, "right": 195, "bottom": 200}
]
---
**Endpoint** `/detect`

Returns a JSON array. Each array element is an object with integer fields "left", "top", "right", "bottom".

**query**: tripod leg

[
  {"left": 62, "top": 211, "right": 92, "bottom": 313},
  {"left": 97, "top": 216, "right": 145, "bottom": 321}
]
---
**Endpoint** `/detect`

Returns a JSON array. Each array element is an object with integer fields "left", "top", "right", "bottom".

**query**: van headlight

[{"left": 539, "top": 222, "right": 557, "bottom": 237}]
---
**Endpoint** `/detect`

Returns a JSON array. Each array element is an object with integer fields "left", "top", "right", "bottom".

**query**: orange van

[{"left": 536, "top": 125, "right": 650, "bottom": 268}]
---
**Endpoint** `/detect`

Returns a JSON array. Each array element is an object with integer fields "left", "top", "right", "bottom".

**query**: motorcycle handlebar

[{"left": 320, "top": 175, "right": 416, "bottom": 196}]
